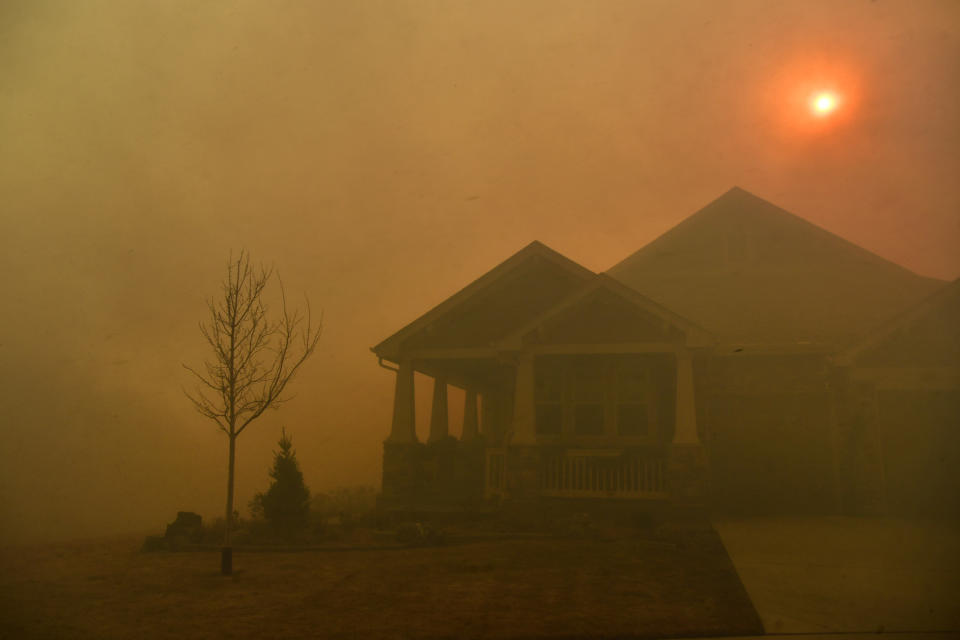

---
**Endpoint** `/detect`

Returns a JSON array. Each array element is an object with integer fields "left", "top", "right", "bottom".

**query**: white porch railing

[
  {"left": 485, "top": 448, "right": 667, "bottom": 499},
  {"left": 539, "top": 450, "right": 666, "bottom": 499}
]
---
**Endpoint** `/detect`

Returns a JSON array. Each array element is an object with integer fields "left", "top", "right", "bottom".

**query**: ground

[
  {"left": 4, "top": 517, "right": 956, "bottom": 640},
  {"left": 713, "top": 516, "right": 960, "bottom": 636},
  {"left": 0, "top": 523, "right": 761, "bottom": 639}
]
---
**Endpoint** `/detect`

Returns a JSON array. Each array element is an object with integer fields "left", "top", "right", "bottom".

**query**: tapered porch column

[
  {"left": 668, "top": 349, "right": 707, "bottom": 503},
  {"left": 511, "top": 352, "right": 536, "bottom": 445},
  {"left": 387, "top": 360, "right": 417, "bottom": 443},
  {"left": 428, "top": 376, "right": 449, "bottom": 443},
  {"left": 673, "top": 350, "right": 700, "bottom": 445},
  {"left": 480, "top": 392, "right": 496, "bottom": 438},
  {"left": 462, "top": 389, "right": 479, "bottom": 441}
]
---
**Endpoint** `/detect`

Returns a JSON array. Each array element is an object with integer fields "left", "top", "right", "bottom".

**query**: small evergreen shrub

[{"left": 250, "top": 428, "right": 311, "bottom": 536}]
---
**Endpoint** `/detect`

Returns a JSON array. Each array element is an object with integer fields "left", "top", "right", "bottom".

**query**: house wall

[
  {"left": 703, "top": 354, "right": 838, "bottom": 513},
  {"left": 875, "top": 388, "right": 960, "bottom": 517},
  {"left": 843, "top": 291, "right": 960, "bottom": 518}
]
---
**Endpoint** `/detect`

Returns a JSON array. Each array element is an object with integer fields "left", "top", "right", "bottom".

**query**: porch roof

[
  {"left": 372, "top": 242, "right": 715, "bottom": 367},
  {"left": 836, "top": 277, "right": 960, "bottom": 367},
  {"left": 372, "top": 241, "right": 595, "bottom": 362},
  {"left": 494, "top": 273, "right": 715, "bottom": 351}
]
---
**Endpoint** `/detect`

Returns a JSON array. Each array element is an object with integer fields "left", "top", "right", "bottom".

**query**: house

[{"left": 371, "top": 188, "right": 959, "bottom": 516}]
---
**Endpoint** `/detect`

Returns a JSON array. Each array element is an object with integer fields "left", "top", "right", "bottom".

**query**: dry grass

[{"left": 0, "top": 526, "right": 761, "bottom": 639}]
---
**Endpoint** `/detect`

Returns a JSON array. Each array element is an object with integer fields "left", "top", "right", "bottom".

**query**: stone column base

[
  {"left": 667, "top": 443, "right": 708, "bottom": 504},
  {"left": 381, "top": 441, "right": 424, "bottom": 506},
  {"left": 505, "top": 446, "right": 540, "bottom": 500}
]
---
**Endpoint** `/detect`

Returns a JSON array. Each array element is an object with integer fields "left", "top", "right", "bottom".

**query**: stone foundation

[
  {"left": 504, "top": 445, "right": 540, "bottom": 499},
  {"left": 667, "top": 444, "right": 708, "bottom": 503},
  {"left": 381, "top": 438, "right": 487, "bottom": 509}
]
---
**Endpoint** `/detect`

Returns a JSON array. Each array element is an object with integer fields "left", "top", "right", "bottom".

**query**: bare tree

[{"left": 184, "top": 250, "right": 321, "bottom": 574}]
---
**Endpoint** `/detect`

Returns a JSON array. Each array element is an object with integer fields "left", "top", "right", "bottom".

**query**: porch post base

[
  {"left": 504, "top": 445, "right": 540, "bottom": 500},
  {"left": 667, "top": 443, "right": 708, "bottom": 503},
  {"left": 381, "top": 441, "right": 424, "bottom": 505}
]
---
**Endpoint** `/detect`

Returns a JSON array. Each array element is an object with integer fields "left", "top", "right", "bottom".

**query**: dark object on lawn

[
  {"left": 140, "top": 535, "right": 166, "bottom": 552},
  {"left": 165, "top": 511, "right": 203, "bottom": 543},
  {"left": 142, "top": 511, "right": 204, "bottom": 552}
]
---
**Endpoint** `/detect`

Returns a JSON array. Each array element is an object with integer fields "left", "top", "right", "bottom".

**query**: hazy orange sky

[{"left": 2, "top": 0, "right": 958, "bottom": 542}]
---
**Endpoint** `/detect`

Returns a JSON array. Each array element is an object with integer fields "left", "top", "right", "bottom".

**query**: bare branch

[
  {"left": 182, "top": 363, "right": 221, "bottom": 392},
  {"left": 183, "top": 250, "right": 322, "bottom": 439}
]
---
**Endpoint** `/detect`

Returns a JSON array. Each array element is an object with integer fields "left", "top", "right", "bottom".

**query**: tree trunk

[{"left": 222, "top": 433, "right": 236, "bottom": 575}]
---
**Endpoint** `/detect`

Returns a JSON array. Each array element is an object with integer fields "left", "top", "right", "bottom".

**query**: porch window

[
  {"left": 534, "top": 356, "right": 657, "bottom": 440},
  {"left": 535, "top": 365, "right": 563, "bottom": 435},
  {"left": 616, "top": 364, "right": 649, "bottom": 436},
  {"left": 573, "top": 360, "right": 605, "bottom": 435}
]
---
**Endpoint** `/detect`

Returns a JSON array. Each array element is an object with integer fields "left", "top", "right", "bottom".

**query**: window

[
  {"left": 573, "top": 359, "right": 605, "bottom": 435},
  {"left": 616, "top": 363, "right": 649, "bottom": 437},
  {"left": 534, "top": 356, "right": 655, "bottom": 439},
  {"left": 535, "top": 364, "right": 563, "bottom": 435}
]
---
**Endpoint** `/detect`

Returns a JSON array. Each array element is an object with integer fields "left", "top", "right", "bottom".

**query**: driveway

[{"left": 712, "top": 516, "right": 960, "bottom": 635}]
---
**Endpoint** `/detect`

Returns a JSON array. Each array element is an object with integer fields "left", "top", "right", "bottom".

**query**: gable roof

[
  {"left": 495, "top": 274, "right": 715, "bottom": 350},
  {"left": 608, "top": 187, "right": 946, "bottom": 347},
  {"left": 837, "top": 278, "right": 960, "bottom": 366},
  {"left": 372, "top": 241, "right": 595, "bottom": 360}
]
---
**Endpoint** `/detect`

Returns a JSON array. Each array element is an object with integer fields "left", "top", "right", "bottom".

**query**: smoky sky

[{"left": 1, "top": 0, "right": 958, "bottom": 543}]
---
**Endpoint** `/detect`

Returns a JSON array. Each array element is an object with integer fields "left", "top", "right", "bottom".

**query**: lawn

[{"left": 0, "top": 524, "right": 762, "bottom": 639}]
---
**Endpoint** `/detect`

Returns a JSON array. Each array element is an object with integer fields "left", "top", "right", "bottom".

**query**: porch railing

[
  {"left": 485, "top": 448, "right": 667, "bottom": 499},
  {"left": 539, "top": 450, "right": 666, "bottom": 499}
]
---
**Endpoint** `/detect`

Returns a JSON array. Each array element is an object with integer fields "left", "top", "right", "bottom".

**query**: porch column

[
  {"left": 462, "top": 389, "right": 479, "bottom": 441},
  {"left": 673, "top": 350, "right": 700, "bottom": 445},
  {"left": 511, "top": 352, "right": 536, "bottom": 445},
  {"left": 668, "top": 349, "right": 707, "bottom": 503},
  {"left": 387, "top": 360, "right": 417, "bottom": 443},
  {"left": 428, "top": 376, "right": 449, "bottom": 443},
  {"left": 480, "top": 392, "right": 496, "bottom": 438}
]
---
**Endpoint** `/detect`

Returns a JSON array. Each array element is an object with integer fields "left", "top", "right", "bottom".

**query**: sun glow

[
  {"left": 767, "top": 58, "right": 860, "bottom": 138},
  {"left": 811, "top": 91, "right": 839, "bottom": 116}
]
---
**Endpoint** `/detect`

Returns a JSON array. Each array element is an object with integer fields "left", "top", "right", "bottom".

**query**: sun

[
  {"left": 811, "top": 91, "right": 839, "bottom": 117},
  {"left": 770, "top": 60, "right": 859, "bottom": 134}
]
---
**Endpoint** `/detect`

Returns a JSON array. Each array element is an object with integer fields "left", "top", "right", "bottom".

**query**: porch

[
  {"left": 379, "top": 343, "right": 705, "bottom": 506},
  {"left": 371, "top": 248, "right": 714, "bottom": 508}
]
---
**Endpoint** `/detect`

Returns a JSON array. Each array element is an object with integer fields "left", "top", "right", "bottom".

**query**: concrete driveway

[{"left": 712, "top": 516, "right": 960, "bottom": 635}]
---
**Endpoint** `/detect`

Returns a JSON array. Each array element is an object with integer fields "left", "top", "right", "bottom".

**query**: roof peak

[
  {"left": 371, "top": 239, "right": 594, "bottom": 359},
  {"left": 699, "top": 186, "right": 796, "bottom": 217},
  {"left": 609, "top": 187, "right": 930, "bottom": 276},
  {"left": 605, "top": 188, "right": 945, "bottom": 345}
]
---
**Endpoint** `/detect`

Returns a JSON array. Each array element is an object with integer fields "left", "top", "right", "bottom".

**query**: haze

[{"left": 1, "top": 0, "right": 958, "bottom": 544}]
